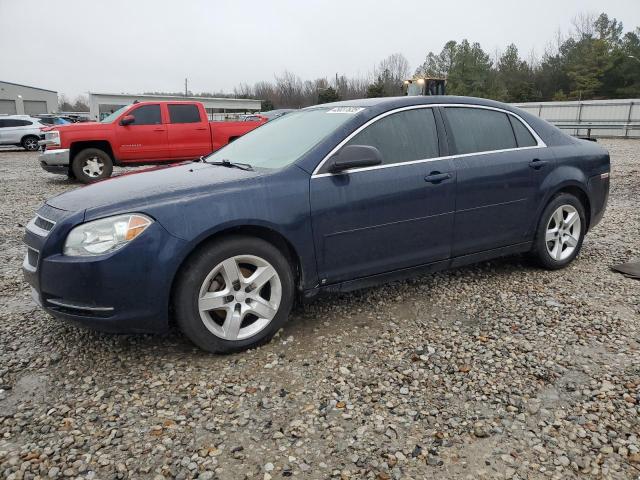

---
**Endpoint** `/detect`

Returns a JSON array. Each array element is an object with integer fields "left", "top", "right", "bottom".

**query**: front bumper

[
  {"left": 23, "top": 206, "right": 186, "bottom": 334},
  {"left": 39, "top": 149, "right": 70, "bottom": 175}
]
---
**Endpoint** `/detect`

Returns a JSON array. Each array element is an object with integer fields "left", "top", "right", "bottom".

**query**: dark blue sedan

[{"left": 23, "top": 96, "right": 610, "bottom": 353}]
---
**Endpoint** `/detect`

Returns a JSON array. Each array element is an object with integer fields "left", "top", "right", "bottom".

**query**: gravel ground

[{"left": 0, "top": 141, "right": 638, "bottom": 480}]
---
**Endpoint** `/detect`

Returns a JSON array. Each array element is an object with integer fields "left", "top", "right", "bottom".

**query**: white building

[
  {"left": 89, "top": 93, "right": 261, "bottom": 121},
  {"left": 0, "top": 81, "right": 58, "bottom": 115}
]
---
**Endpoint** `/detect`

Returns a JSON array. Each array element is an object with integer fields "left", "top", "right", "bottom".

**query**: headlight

[
  {"left": 63, "top": 214, "right": 153, "bottom": 256},
  {"left": 46, "top": 130, "right": 61, "bottom": 146}
]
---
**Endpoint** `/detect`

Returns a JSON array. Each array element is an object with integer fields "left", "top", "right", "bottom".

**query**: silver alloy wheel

[
  {"left": 82, "top": 157, "right": 105, "bottom": 178},
  {"left": 545, "top": 204, "right": 581, "bottom": 261},
  {"left": 24, "top": 138, "right": 38, "bottom": 150},
  {"left": 198, "top": 254, "right": 282, "bottom": 341}
]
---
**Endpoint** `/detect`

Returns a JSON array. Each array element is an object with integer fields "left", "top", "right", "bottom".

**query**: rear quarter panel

[{"left": 532, "top": 140, "right": 610, "bottom": 232}]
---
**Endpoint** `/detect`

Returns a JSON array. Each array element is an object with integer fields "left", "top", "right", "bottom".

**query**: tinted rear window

[
  {"left": 344, "top": 108, "right": 439, "bottom": 165},
  {"left": 1, "top": 119, "right": 32, "bottom": 127},
  {"left": 509, "top": 115, "right": 537, "bottom": 147},
  {"left": 445, "top": 107, "right": 517, "bottom": 154},
  {"left": 168, "top": 104, "right": 201, "bottom": 124}
]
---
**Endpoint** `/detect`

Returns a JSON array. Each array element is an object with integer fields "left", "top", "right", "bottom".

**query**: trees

[
  {"left": 58, "top": 94, "right": 74, "bottom": 112},
  {"left": 318, "top": 86, "right": 340, "bottom": 104},
  {"left": 446, "top": 40, "right": 494, "bottom": 97},
  {"left": 496, "top": 44, "right": 536, "bottom": 102},
  {"left": 115, "top": 12, "right": 639, "bottom": 108},
  {"left": 365, "top": 77, "right": 386, "bottom": 98},
  {"left": 374, "top": 53, "right": 410, "bottom": 96},
  {"left": 415, "top": 41, "right": 458, "bottom": 79},
  {"left": 59, "top": 95, "right": 88, "bottom": 112}
]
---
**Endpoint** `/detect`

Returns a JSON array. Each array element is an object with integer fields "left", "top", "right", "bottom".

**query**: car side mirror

[
  {"left": 120, "top": 115, "right": 135, "bottom": 126},
  {"left": 326, "top": 145, "right": 382, "bottom": 174}
]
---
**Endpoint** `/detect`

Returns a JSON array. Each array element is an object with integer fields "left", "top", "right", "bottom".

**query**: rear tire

[
  {"left": 72, "top": 148, "right": 113, "bottom": 183},
  {"left": 533, "top": 193, "right": 586, "bottom": 270},
  {"left": 174, "top": 236, "right": 295, "bottom": 353},
  {"left": 21, "top": 135, "right": 39, "bottom": 151}
]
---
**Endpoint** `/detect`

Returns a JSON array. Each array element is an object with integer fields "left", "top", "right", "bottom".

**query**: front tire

[
  {"left": 533, "top": 193, "right": 586, "bottom": 270},
  {"left": 72, "top": 148, "right": 113, "bottom": 183},
  {"left": 174, "top": 236, "right": 295, "bottom": 353},
  {"left": 22, "top": 135, "right": 40, "bottom": 151}
]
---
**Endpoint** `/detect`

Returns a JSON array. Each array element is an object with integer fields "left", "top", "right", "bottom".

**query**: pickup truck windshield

[
  {"left": 205, "top": 108, "right": 360, "bottom": 169},
  {"left": 100, "top": 105, "right": 130, "bottom": 124}
]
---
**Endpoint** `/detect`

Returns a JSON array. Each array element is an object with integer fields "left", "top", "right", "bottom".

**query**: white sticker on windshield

[{"left": 327, "top": 107, "right": 364, "bottom": 114}]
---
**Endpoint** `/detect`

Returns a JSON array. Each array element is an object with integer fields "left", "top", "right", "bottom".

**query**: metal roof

[
  {"left": 0, "top": 81, "right": 58, "bottom": 94},
  {"left": 89, "top": 92, "right": 259, "bottom": 104}
]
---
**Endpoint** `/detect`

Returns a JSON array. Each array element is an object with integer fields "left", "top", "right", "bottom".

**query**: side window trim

[{"left": 312, "top": 104, "right": 546, "bottom": 178}]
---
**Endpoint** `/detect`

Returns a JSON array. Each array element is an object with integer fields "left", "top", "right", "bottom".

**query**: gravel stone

[{"left": 0, "top": 141, "right": 638, "bottom": 478}]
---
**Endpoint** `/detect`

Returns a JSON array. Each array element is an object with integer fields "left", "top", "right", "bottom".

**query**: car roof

[
  {"left": 0, "top": 115, "right": 41, "bottom": 122},
  {"left": 312, "top": 95, "right": 518, "bottom": 111}
]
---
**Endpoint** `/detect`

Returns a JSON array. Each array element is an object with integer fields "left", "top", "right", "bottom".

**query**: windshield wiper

[{"left": 205, "top": 158, "right": 254, "bottom": 171}]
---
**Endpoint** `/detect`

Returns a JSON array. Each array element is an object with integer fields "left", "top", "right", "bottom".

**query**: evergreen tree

[{"left": 318, "top": 87, "right": 341, "bottom": 104}]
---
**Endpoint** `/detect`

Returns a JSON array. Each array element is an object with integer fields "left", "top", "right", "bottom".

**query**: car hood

[
  {"left": 46, "top": 121, "right": 103, "bottom": 133},
  {"left": 46, "top": 162, "right": 263, "bottom": 215}
]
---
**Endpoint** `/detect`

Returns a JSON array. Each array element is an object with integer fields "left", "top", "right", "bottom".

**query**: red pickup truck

[{"left": 39, "top": 101, "right": 265, "bottom": 183}]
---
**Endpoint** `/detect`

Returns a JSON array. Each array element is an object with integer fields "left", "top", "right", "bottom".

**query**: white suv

[{"left": 0, "top": 115, "right": 45, "bottom": 151}]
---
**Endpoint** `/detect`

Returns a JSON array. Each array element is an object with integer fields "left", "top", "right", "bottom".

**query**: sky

[{"left": 1, "top": 0, "right": 639, "bottom": 99}]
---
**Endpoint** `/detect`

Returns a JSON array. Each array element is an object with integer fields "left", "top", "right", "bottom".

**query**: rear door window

[
  {"left": 1, "top": 119, "right": 31, "bottom": 127},
  {"left": 130, "top": 105, "right": 162, "bottom": 125},
  {"left": 444, "top": 107, "right": 517, "bottom": 154},
  {"left": 343, "top": 108, "right": 440, "bottom": 166},
  {"left": 168, "top": 104, "right": 201, "bottom": 124},
  {"left": 509, "top": 115, "right": 538, "bottom": 147}
]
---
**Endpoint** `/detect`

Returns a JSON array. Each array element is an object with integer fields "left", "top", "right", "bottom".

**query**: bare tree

[
  {"left": 274, "top": 71, "right": 305, "bottom": 108},
  {"left": 233, "top": 83, "right": 254, "bottom": 98},
  {"left": 572, "top": 12, "right": 597, "bottom": 40}
]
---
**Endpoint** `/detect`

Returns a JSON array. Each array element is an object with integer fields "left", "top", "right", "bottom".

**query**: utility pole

[{"left": 185, "top": 78, "right": 188, "bottom": 97}]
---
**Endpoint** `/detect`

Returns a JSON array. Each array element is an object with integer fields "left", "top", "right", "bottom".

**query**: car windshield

[
  {"left": 205, "top": 107, "right": 360, "bottom": 169},
  {"left": 100, "top": 105, "right": 130, "bottom": 123}
]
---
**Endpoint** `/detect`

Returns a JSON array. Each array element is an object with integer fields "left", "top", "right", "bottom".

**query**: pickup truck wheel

[
  {"left": 174, "top": 236, "right": 294, "bottom": 353},
  {"left": 21, "top": 136, "right": 40, "bottom": 151},
  {"left": 72, "top": 148, "right": 113, "bottom": 183}
]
